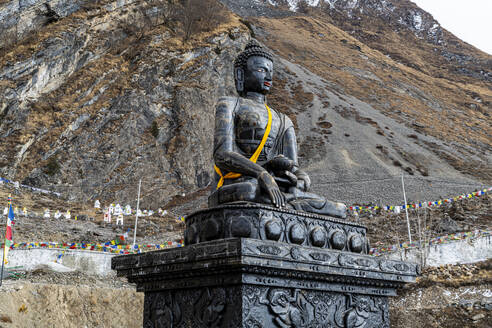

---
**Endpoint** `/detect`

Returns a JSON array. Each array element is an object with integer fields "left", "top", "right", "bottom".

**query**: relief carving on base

[
  {"left": 143, "top": 287, "right": 232, "bottom": 328},
  {"left": 144, "top": 293, "right": 182, "bottom": 328},
  {"left": 260, "top": 289, "right": 315, "bottom": 328},
  {"left": 334, "top": 294, "right": 388, "bottom": 328},
  {"left": 243, "top": 286, "right": 389, "bottom": 328},
  {"left": 193, "top": 288, "right": 227, "bottom": 327}
]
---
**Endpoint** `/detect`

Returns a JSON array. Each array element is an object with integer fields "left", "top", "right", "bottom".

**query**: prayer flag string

[
  {"left": 348, "top": 187, "right": 491, "bottom": 214},
  {"left": 0, "top": 240, "right": 184, "bottom": 255}
]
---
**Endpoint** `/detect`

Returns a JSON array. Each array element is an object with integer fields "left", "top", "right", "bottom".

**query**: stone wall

[
  {"left": 382, "top": 235, "right": 492, "bottom": 266},
  {"left": 7, "top": 248, "right": 115, "bottom": 276}
]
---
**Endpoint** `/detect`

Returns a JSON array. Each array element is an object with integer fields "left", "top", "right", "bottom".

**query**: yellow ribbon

[{"left": 214, "top": 103, "right": 272, "bottom": 189}]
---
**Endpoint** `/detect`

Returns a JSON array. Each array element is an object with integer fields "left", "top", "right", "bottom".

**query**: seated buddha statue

[{"left": 209, "top": 41, "right": 346, "bottom": 219}]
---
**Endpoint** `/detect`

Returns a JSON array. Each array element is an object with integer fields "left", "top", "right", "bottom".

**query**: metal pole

[
  {"left": 1, "top": 201, "right": 9, "bottom": 287},
  {"left": 416, "top": 208, "right": 423, "bottom": 267},
  {"left": 401, "top": 173, "right": 412, "bottom": 243},
  {"left": 132, "top": 179, "right": 142, "bottom": 248},
  {"left": 0, "top": 244, "right": 5, "bottom": 287}
]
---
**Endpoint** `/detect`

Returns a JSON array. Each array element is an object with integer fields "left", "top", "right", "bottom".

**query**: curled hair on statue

[{"left": 234, "top": 40, "right": 273, "bottom": 95}]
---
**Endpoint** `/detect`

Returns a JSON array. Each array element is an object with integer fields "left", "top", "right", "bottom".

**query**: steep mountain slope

[
  {"left": 0, "top": 0, "right": 490, "bottom": 210},
  {"left": 0, "top": 0, "right": 247, "bottom": 206},
  {"left": 222, "top": 0, "right": 492, "bottom": 203},
  {"left": 250, "top": 14, "right": 491, "bottom": 203}
]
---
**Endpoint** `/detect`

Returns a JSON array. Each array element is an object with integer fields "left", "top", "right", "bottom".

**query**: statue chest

[{"left": 234, "top": 105, "right": 281, "bottom": 160}]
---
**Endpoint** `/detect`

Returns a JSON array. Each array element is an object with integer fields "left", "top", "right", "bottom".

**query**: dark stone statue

[
  {"left": 209, "top": 41, "right": 346, "bottom": 218},
  {"left": 112, "top": 40, "right": 418, "bottom": 328}
]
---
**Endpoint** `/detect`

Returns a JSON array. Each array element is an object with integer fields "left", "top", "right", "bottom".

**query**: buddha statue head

[{"left": 234, "top": 40, "right": 274, "bottom": 97}]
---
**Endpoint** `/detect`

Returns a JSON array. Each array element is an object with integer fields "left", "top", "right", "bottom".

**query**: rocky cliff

[
  {"left": 0, "top": 0, "right": 247, "bottom": 207},
  {"left": 0, "top": 0, "right": 490, "bottom": 210}
]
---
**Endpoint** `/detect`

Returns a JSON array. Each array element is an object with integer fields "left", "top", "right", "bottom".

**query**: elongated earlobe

[{"left": 235, "top": 67, "right": 244, "bottom": 92}]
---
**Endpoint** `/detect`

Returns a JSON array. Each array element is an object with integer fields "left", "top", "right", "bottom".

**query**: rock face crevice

[{"left": 0, "top": 0, "right": 86, "bottom": 51}]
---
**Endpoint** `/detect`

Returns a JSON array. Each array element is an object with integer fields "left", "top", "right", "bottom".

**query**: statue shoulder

[
  {"left": 216, "top": 96, "right": 238, "bottom": 110},
  {"left": 279, "top": 112, "right": 295, "bottom": 130}
]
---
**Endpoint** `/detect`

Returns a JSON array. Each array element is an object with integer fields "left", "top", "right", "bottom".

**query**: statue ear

[{"left": 235, "top": 67, "right": 244, "bottom": 92}]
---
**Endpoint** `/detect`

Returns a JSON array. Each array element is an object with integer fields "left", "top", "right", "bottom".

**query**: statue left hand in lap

[{"left": 209, "top": 41, "right": 346, "bottom": 219}]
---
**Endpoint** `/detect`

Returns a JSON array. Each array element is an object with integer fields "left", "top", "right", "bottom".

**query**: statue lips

[{"left": 264, "top": 81, "right": 271, "bottom": 87}]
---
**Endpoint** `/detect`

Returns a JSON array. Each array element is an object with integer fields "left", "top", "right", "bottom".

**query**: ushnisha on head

[{"left": 234, "top": 40, "right": 274, "bottom": 96}]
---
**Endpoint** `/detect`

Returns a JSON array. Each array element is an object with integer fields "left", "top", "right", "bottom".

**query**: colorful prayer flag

[{"left": 3, "top": 196, "right": 14, "bottom": 265}]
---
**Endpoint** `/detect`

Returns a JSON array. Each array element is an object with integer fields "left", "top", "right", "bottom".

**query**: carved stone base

[
  {"left": 112, "top": 237, "right": 419, "bottom": 327},
  {"left": 143, "top": 286, "right": 389, "bottom": 328}
]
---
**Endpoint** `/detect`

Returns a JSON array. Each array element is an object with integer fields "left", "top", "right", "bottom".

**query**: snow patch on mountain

[
  {"left": 220, "top": 0, "right": 444, "bottom": 45},
  {"left": 282, "top": 0, "right": 321, "bottom": 11},
  {"left": 265, "top": 0, "right": 442, "bottom": 44},
  {"left": 413, "top": 12, "right": 422, "bottom": 30}
]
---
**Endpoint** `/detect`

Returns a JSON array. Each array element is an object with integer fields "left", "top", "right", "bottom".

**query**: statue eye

[{"left": 257, "top": 68, "right": 266, "bottom": 72}]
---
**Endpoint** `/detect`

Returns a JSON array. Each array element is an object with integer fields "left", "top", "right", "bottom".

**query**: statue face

[{"left": 244, "top": 56, "right": 273, "bottom": 95}]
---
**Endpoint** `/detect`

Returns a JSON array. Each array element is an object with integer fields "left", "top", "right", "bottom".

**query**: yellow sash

[{"left": 214, "top": 103, "right": 272, "bottom": 189}]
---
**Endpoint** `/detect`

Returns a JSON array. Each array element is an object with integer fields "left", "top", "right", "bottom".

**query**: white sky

[{"left": 411, "top": 0, "right": 492, "bottom": 54}]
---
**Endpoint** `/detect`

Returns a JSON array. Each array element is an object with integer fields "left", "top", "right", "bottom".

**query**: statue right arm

[
  {"left": 213, "top": 97, "right": 285, "bottom": 207},
  {"left": 213, "top": 98, "right": 266, "bottom": 179}
]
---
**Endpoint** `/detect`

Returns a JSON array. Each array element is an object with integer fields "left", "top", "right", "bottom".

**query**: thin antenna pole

[
  {"left": 1, "top": 197, "right": 10, "bottom": 287},
  {"left": 132, "top": 179, "right": 142, "bottom": 248},
  {"left": 0, "top": 240, "right": 5, "bottom": 287},
  {"left": 416, "top": 205, "right": 423, "bottom": 267},
  {"left": 401, "top": 173, "right": 412, "bottom": 243}
]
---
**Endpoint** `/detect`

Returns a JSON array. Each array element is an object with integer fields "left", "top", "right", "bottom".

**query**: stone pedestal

[{"left": 112, "top": 205, "right": 419, "bottom": 327}]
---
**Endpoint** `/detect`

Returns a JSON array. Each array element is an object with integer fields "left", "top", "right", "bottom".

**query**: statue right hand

[
  {"left": 258, "top": 171, "right": 285, "bottom": 208},
  {"left": 265, "top": 154, "right": 294, "bottom": 172}
]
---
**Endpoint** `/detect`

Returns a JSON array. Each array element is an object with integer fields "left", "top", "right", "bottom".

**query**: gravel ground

[{"left": 316, "top": 175, "right": 490, "bottom": 207}]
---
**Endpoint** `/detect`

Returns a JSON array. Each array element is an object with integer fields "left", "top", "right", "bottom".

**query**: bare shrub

[
  {"left": 116, "top": 0, "right": 180, "bottom": 40},
  {"left": 147, "top": 0, "right": 180, "bottom": 32},
  {"left": 110, "top": 1, "right": 180, "bottom": 61},
  {"left": 178, "top": 0, "right": 226, "bottom": 41}
]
